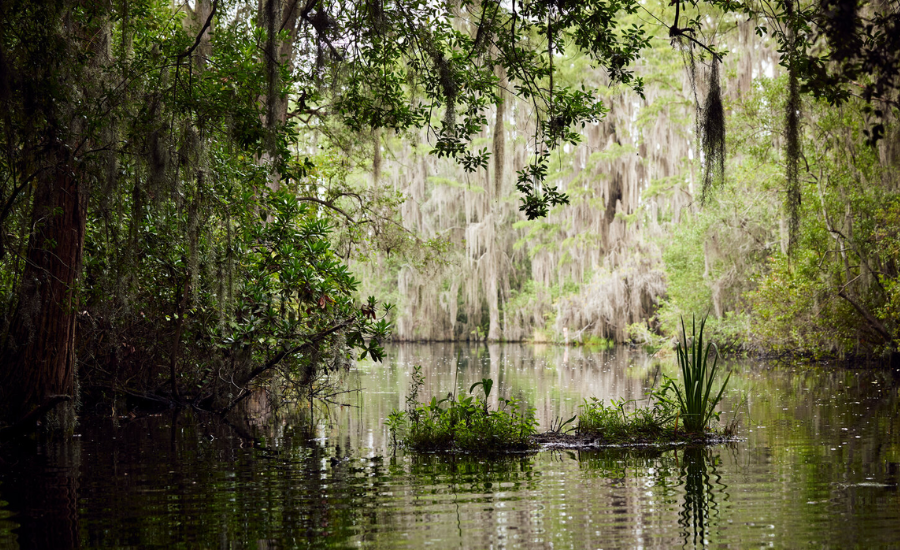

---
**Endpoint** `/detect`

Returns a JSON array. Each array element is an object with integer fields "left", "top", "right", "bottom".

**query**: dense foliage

[
  {"left": 353, "top": 0, "right": 899, "bottom": 362},
  {"left": 659, "top": 76, "right": 899, "bottom": 358},
  {"left": 1, "top": 0, "right": 899, "bottom": 428},
  {"left": 0, "top": 0, "right": 670, "bottom": 424}
]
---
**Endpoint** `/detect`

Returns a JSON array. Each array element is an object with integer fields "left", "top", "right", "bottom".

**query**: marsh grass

[
  {"left": 390, "top": 319, "right": 734, "bottom": 452},
  {"left": 568, "top": 315, "right": 734, "bottom": 444},
  {"left": 574, "top": 397, "right": 681, "bottom": 444},
  {"left": 664, "top": 314, "right": 732, "bottom": 433},
  {"left": 388, "top": 368, "right": 538, "bottom": 452}
]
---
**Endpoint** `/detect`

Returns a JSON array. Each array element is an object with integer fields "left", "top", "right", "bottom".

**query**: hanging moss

[
  {"left": 700, "top": 59, "right": 725, "bottom": 203},
  {"left": 360, "top": 10, "right": 781, "bottom": 343}
]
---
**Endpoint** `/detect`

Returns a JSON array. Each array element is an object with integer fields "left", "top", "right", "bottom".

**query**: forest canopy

[{"left": 0, "top": 0, "right": 897, "bottom": 427}]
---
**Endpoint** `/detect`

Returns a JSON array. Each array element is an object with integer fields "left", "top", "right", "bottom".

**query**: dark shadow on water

[
  {"left": 0, "top": 435, "right": 81, "bottom": 549},
  {"left": 398, "top": 452, "right": 537, "bottom": 489}
]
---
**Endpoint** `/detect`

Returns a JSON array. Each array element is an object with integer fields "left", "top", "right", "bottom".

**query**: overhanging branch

[{"left": 176, "top": 0, "right": 219, "bottom": 61}]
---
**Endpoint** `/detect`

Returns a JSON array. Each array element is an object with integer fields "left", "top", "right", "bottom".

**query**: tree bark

[
  {"left": 486, "top": 68, "right": 508, "bottom": 342},
  {"left": 0, "top": 147, "right": 87, "bottom": 423},
  {"left": 260, "top": 0, "right": 301, "bottom": 191}
]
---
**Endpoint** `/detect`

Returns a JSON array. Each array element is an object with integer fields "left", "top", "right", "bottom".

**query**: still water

[{"left": 2, "top": 343, "right": 899, "bottom": 548}]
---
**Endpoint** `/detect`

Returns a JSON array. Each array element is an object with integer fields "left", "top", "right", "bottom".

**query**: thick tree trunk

[{"left": 0, "top": 148, "right": 87, "bottom": 423}]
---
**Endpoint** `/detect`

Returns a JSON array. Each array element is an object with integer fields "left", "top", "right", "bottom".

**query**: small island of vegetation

[{"left": 388, "top": 316, "right": 736, "bottom": 453}]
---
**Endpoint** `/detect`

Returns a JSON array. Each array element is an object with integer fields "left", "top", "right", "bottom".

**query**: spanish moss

[{"left": 700, "top": 58, "right": 725, "bottom": 203}]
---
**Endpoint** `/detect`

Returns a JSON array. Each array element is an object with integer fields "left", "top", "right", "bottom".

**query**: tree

[
  {"left": 2, "top": 0, "right": 898, "bottom": 426},
  {"left": 0, "top": 0, "right": 656, "bottom": 425},
  {"left": 0, "top": 0, "right": 113, "bottom": 422}
]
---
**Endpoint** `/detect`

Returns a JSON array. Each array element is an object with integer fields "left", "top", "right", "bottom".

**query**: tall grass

[{"left": 669, "top": 315, "right": 731, "bottom": 433}]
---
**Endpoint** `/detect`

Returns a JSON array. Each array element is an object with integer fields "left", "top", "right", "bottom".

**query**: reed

[{"left": 670, "top": 315, "right": 731, "bottom": 433}]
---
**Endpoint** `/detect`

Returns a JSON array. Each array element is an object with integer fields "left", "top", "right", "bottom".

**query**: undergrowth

[
  {"left": 578, "top": 316, "right": 735, "bottom": 442},
  {"left": 574, "top": 396, "right": 681, "bottom": 443},
  {"left": 387, "top": 367, "right": 538, "bottom": 452}
]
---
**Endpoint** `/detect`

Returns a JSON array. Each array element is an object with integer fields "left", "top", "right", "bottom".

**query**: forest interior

[{"left": 0, "top": 0, "right": 898, "bottom": 432}]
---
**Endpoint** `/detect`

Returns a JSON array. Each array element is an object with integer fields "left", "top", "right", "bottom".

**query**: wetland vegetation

[
  {"left": 0, "top": 0, "right": 899, "bottom": 545},
  {"left": 3, "top": 343, "right": 899, "bottom": 549},
  {"left": 389, "top": 317, "right": 735, "bottom": 452},
  {"left": 0, "top": 0, "right": 898, "bottom": 435}
]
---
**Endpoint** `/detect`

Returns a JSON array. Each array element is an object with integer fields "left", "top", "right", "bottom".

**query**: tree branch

[
  {"left": 671, "top": 29, "right": 723, "bottom": 63},
  {"left": 176, "top": 0, "right": 219, "bottom": 61},
  {"left": 296, "top": 196, "right": 356, "bottom": 223},
  {"left": 837, "top": 290, "right": 894, "bottom": 343},
  {"left": 219, "top": 319, "right": 355, "bottom": 415}
]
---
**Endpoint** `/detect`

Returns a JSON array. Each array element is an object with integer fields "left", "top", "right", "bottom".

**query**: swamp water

[{"left": 1, "top": 343, "right": 899, "bottom": 549}]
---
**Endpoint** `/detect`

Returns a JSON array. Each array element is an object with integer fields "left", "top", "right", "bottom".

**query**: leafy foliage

[
  {"left": 742, "top": 90, "right": 899, "bottom": 356},
  {"left": 656, "top": 71, "right": 898, "bottom": 358},
  {"left": 576, "top": 396, "right": 679, "bottom": 442},
  {"left": 334, "top": 0, "right": 652, "bottom": 218},
  {"left": 3, "top": 0, "right": 900, "bottom": 425},
  {"left": 388, "top": 370, "right": 538, "bottom": 452}
]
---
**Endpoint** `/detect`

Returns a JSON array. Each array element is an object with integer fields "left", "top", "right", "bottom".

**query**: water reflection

[
  {"left": 678, "top": 446, "right": 726, "bottom": 548},
  {"left": 0, "top": 437, "right": 80, "bottom": 549},
  {"left": 1, "top": 345, "right": 899, "bottom": 548},
  {"left": 376, "top": 342, "right": 664, "bottom": 440}
]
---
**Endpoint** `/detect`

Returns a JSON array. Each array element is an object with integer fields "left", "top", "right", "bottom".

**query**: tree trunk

[
  {"left": 0, "top": 147, "right": 87, "bottom": 423},
  {"left": 260, "top": 0, "right": 300, "bottom": 192},
  {"left": 486, "top": 68, "right": 508, "bottom": 342}
]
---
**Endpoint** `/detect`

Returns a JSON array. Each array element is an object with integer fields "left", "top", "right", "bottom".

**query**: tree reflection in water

[{"left": 0, "top": 435, "right": 81, "bottom": 550}]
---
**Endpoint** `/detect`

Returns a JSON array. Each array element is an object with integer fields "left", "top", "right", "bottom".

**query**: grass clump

[
  {"left": 662, "top": 314, "right": 732, "bottom": 433},
  {"left": 574, "top": 315, "right": 734, "bottom": 444},
  {"left": 575, "top": 397, "right": 679, "bottom": 443},
  {"left": 387, "top": 367, "right": 538, "bottom": 452},
  {"left": 389, "top": 316, "right": 734, "bottom": 451}
]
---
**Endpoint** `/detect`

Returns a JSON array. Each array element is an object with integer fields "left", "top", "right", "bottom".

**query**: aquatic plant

[
  {"left": 387, "top": 372, "right": 538, "bottom": 452},
  {"left": 575, "top": 396, "right": 678, "bottom": 443},
  {"left": 548, "top": 414, "right": 577, "bottom": 434},
  {"left": 574, "top": 316, "right": 732, "bottom": 442},
  {"left": 664, "top": 315, "right": 731, "bottom": 433}
]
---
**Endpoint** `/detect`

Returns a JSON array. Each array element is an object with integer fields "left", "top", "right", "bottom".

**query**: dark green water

[{"left": 1, "top": 343, "right": 899, "bottom": 548}]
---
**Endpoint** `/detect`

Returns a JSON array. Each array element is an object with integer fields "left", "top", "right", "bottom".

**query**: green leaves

[
  {"left": 670, "top": 314, "right": 731, "bottom": 433},
  {"left": 328, "top": 0, "right": 654, "bottom": 219},
  {"left": 577, "top": 395, "right": 679, "bottom": 442},
  {"left": 388, "top": 376, "right": 538, "bottom": 452},
  {"left": 469, "top": 377, "right": 493, "bottom": 399}
]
